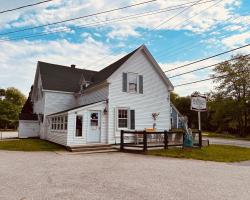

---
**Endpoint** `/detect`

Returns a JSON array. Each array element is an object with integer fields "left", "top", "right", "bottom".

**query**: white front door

[{"left": 87, "top": 111, "right": 101, "bottom": 143}]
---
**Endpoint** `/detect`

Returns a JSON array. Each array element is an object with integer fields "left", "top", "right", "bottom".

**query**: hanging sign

[{"left": 191, "top": 94, "right": 207, "bottom": 111}]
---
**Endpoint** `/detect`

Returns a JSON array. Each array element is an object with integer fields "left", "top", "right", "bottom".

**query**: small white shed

[{"left": 18, "top": 120, "right": 39, "bottom": 138}]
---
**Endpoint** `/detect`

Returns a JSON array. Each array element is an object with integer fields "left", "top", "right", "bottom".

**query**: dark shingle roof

[
  {"left": 38, "top": 46, "right": 139, "bottom": 93},
  {"left": 38, "top": 62, "right": 97, "bottom": 92}
]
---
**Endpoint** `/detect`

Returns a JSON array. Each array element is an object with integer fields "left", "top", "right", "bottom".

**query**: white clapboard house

[{"left": 19, "top": 45, "right": 174, "bottom": 147}]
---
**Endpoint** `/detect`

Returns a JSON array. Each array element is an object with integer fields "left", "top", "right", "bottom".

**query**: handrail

[{"left": 120, "top": 129, "right": 202, "bottom": 151}]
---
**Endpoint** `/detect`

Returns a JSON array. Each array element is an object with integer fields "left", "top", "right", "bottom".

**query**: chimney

[{"left": 71, "top": 64, "right": 76, "bottom": 68}]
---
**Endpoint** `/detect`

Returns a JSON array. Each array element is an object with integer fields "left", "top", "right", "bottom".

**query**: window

[
  {"left": 64, "top": 116, "right": 68, "bottom": 130},
  {"left": 57, "top": 117, "right": 60, "bottom": 130},
  {"left": 76, "top": 115, "right": 83, "bottom": 137},
  {"left": 50, "top": 115, "right": 67, "bottom": 131},
  {"left": 60, "top": 117, "right": 64, "bottom": 130},
  {"left": 90, "top": 113, "right": 99, "bottom": 127},
  {"left": 118, "top": 109, "right": 128, "bottom": 128},
  {"left": 128, "top": 73, "right": 137, "bottom": 93}
]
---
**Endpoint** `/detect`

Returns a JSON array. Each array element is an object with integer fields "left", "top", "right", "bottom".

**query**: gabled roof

[
  {"left": 36, "top": 45, "right": 173, "bottom": 93},
  {"left": 38, "top": 61, "right": 97, "bottom": 92}
]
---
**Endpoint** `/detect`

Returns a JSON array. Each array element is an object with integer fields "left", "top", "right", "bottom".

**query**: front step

[{"left": 67, "top": 144, "right": 118, "bottom": 153}]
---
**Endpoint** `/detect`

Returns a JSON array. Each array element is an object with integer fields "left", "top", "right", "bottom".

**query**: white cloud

[
  {"left": 221, "top": 31, "right": 250, "bottom": 48},
  {"left": 0, "top": 0, "right": 245, "bottom": 40},
  {"left": 0, "top": 37, "right": 124, "bottom": 96}
]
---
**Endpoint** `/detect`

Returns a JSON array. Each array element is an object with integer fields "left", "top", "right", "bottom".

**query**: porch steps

[{"left": 67, "top": 144, "right": 118, "bottom": 153}]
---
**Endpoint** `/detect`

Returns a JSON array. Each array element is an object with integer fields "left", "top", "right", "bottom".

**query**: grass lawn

[
  {"left": 148, "top": 145, "right": 250, "bottom": 162},
  {"left": 203, "top": 131, "right": 250, "bottom": 141},
  {"left": 0, "top": 139, "right": 66, "bottom": 151}
]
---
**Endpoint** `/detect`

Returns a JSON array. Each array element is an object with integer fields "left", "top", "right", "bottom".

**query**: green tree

[
  {"left": 212, "top": 54, "right": 250, "bottom": 136},
  {"left": 0, "top": 87, "right": 26, "bottom": 129}
]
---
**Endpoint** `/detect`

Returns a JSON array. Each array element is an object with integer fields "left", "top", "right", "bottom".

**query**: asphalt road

[
  {"left": 0, "top": 151, "right": 249, "bottom": 200},
  {"left": 204, "top": 137, "right": 250, "bottom": 148}
]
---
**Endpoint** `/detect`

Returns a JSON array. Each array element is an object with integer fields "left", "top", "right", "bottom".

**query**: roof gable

[
  {"left": 88, "top": 47, "right": 139, "bottom": 87},
  {"left": 106, "top": 45, "right": 174, "bottom": 91}
]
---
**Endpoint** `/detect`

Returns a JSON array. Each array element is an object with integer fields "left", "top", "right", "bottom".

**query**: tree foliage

[
  {"left": 0, "top": 87, "right": 26, "bottom": 129},
  {"left": 172, "top": 54, "right": 250, "bottom": 136}
]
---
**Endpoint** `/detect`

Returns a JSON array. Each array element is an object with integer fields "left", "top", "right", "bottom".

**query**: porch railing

[{"left": 120, "top": 130, "right": 202, "bottom": 152}]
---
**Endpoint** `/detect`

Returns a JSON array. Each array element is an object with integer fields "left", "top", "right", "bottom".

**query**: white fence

[{"left": 0, "top": 131, "right": 18, "bottom": 140}]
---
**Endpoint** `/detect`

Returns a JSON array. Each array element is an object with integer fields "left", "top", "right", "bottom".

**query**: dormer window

[
  {"left": 80, "top": 81, "right": 91, "bottom": 93},
  {"left": 128, "top": 73, "right": 137, "bottom": 93}
]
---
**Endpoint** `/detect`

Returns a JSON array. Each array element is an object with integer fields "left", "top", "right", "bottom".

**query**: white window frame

[
  {"left": 116, "top": 107, "right": 130, "bottom": 130},
  {"left": 127, "top": 72, "right": 138, "bottom": 94}
]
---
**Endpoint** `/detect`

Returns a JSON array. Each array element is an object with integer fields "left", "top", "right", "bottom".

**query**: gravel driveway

[{"left": 0, "top": 151, "right": 249, "bottom": 200}]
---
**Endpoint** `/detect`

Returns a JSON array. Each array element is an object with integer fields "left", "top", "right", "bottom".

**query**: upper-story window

[
  {"left": 123, "top": 72, "right": 143, "bottom": 94},
  {"left": 128, "top": 73, "right": 137, "bottom": 93}
]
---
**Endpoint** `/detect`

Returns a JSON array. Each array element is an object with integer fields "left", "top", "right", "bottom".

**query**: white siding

[
  {"left": 18, "top": 120, "right": 39, "bottom": 138},
  {"left": 44, "top": 91, "right": 76, "bottom": 115},
  {"left": 42, "top": 91, "right": 76, "bottom": 142},
  {"left": 76, "top": 86, "right": 108, "bottom": 106},
  {"left": 47, "top": 131, "right": 67, "bottom": 146},
  {"left": 67, "top": 102, "right": 108, "bottom": 146},
  {"left": 33, "top": 74, "right": 45, "bottom": 115},
  {"left": 107, "top": 50, "right": 171, "bottom": 143}
]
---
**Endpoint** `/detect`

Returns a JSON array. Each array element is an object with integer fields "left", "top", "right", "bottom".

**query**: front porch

[{"left": 120, "top": 130, "right": 203, "bottom": 152}]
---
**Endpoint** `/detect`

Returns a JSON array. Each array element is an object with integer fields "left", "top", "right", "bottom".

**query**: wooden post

[
  {"left": 120, "top": 130, "right": 124, "bottom": 151},
  {"left": 182, "top": 131, "right": 185, "bottom": 149},
  {"left": 199, "top": 130, "right": 202, "bottom": 148},
  {"left": 164, "top": 130, "right": 168, "bottom": 149},
  {"left": 143, "top": 131, "right": 147, "bottom": 152}
]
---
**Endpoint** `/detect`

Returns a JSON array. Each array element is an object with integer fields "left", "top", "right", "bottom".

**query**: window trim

[
  {"left": 116, "top": 107, "right": 130, "bottom": 130},
  {"left": 127, "top": 72, "right": 138, "bottom": 94}
]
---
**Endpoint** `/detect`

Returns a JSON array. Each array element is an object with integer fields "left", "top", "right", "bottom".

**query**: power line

[
  {"left": 165, "top": 43, "right": 250, "bottom": 72},
  {"left": 169, "top": 53, "right": 250, "bottom": 78},
  {"left": 0, "top": 1, "right": 216, "bottom": 42},
  {"left": 174, "top": 69, "right": 250, "bottom": 87},
  {"left": 154, "top": 0, "right": 203, "bottom": 29},
  {"left": 87, "top": 0, "right": 207, "bottom": 68},
  {"left": 0, "top": 0, "right": 54, "bottom": 14},
  {"left": 0, "top": 0, "right": 217, "bottom": 42},
  {"left": 0, "top": 0, "right": 157, "bottom": 36}
]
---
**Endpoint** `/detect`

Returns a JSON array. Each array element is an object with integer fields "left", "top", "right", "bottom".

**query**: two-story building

[{"left": 19, "top": 45, "right": 174, "bottom": 147}]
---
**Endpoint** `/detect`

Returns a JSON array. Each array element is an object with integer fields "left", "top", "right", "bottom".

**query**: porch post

[
  {"left": 143, "top": 131, "right": 147, "bottom": 152},
  {"left": 164, "top": 130, "right": 168, "bottom": 149},
  {"left": 120, "top": 130, "right": 124, "bottom": 151}
]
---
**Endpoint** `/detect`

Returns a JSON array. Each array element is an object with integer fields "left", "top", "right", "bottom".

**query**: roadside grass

[
  {"left": 0, "top": 139, "right": 66, "bottom": 151},
  {"left": 203, "top": 131, "right": 250, "bottom": 141},
  {"left": 148, "top": 145, "right": 250, "bottom": 162}
]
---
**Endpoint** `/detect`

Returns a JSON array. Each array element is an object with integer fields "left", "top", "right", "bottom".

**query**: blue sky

[{"left": 0, "top": 0, "right": 249, "bottom": 96}]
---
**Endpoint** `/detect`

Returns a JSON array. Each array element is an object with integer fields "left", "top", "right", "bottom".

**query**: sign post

[
  {"left": 198, "top": 111, "right": 201, "bottom": 131},
  {"left": 191, "top": 93, "right": 207, "bottom": 131}
]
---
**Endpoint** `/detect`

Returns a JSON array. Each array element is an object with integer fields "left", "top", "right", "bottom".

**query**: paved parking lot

[{"left": 0, "top": 151, "right": 250, "bottom": 200}]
